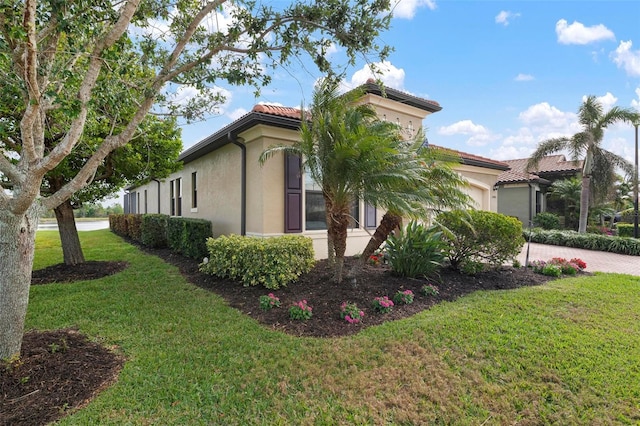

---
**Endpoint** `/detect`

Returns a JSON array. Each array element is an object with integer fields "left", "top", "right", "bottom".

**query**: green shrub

[
  {"left": 438, "top": 210, "right": 525, "bottom": 273},
  {"left": 200, "top": 235, "right": 315, "bottom": 289},
  {"left": 125, "top": 214, "right": 143, "bottom": 242},
  {"left": 385, "top": 221, "right": 446, "bottom": 278},
  {"left": 167, "top": 217, "right": 212, "bottom": 259},
  {"left": 109, "top": 214, "right": 128, "bottom": 237},
  {"left": 541, "top": 264, "right": 562, "bottom": 277},
  {"left": 616, "top": 223, "right": 637, "bottom": 238},
  {"left": 619, "top": 208, "right": 636, "bottom": 224},
  {"left": 523, "top": 228, "right": 640, "bottom": 256},
  {"left": 533, "top": 212, "right": 560, "bottom": 230},
  {"left": 141, "top": 214, "right": 168, "bottom": 248}
]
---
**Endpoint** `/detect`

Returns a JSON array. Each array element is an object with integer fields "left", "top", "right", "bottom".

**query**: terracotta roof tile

[
  {"left": 496, "top": 155, "right": 582, "bottom": 185},
  {"left": 252, "top": 104, "right": 303, "bottom": 119}
]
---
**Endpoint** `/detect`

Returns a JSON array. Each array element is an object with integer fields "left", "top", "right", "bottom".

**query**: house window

[
  {"left": 304, "top": 174, "right": 359, "bottom": 230},
  {"left": 176, "top": 178, "right": 182, "bottom": 216},
  {"left": 536, "top": 191, "right": 543, "bottom": 214},
  {"left": 191, "top": 172, "right": 198, "bottom": 209},
  {"left": 144, "top": 190, "right": 148, "bottom": 214},
  {"left": 365, "top": 203, "right": 377, "bottom": 229},
  {"left": 136, "top": 192, "right": 140, "bottom": 214},
  {"left": 170, "top": 180, "right": 175, "bottom": 216}
]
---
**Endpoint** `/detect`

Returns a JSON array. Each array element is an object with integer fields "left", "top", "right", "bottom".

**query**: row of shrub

[
  {"left": 199, "top": 234, "right": 315, "bottom": 289},
  {"left": 524, "top": 228, "right": 640, "bottom": 256},
  {"left": 109, "top": 214, "right": 212, "bottom": 259}
]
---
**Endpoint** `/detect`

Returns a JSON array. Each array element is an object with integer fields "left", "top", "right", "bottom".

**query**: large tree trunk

[
  {"left": 578, "top": 175, "right": 591, "bottom": 233},
  {"left": 346, "top": 211, "right": 402, "bottom": 286},
  {"left": 54, "top": 200, "right": 85, "bottom": 265},
  {"left": 0, "top": 207, "right": 39, "bottom": 359}
]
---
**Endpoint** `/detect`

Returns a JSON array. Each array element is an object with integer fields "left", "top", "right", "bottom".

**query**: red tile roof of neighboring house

[
  {"left": 252, "top": 104, "right": 303, "bottom": 119},
  {"left": 496, "top": 155, "right": 582, "bottom": 185}
]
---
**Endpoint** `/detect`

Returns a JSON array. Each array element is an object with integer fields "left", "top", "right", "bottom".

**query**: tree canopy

[{"left": 0, "top": 0, "right": 394, "bottom": 358}]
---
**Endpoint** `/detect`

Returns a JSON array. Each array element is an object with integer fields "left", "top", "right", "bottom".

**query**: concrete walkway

[{"left": 517, "top": 242, "right": 640, "bottom": 276}]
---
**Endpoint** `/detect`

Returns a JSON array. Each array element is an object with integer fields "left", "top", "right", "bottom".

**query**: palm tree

[
  {"left": 548, "top": 177, "right": 581, "bottom": 230},
  {"left": 527, "top": 96, "right": 638, "bottom": 233},
  {"left": 260, "top": 78, "right": 469, "bottom": 283}
]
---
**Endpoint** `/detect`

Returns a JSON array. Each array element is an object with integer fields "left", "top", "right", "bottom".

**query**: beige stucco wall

[{"left": 453, "top": 164, "right": 503, "bottom": 212}]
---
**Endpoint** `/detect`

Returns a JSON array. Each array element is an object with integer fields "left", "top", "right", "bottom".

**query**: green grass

[{"left": 29, "top": 230, "right": 640, "bottom": 425}]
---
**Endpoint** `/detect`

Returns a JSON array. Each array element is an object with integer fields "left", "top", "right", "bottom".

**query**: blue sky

[{"left": 177, "top": 0, "right": 640, "bottom": 166}]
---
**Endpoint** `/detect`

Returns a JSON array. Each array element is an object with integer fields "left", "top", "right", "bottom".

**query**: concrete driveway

[{"left": 517, "top": 242, "right": 640, "bottom": 276}]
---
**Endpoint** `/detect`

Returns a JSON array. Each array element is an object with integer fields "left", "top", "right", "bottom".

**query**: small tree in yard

[{"left": 0, "top": 0, "right": 393, "bottom": 358}]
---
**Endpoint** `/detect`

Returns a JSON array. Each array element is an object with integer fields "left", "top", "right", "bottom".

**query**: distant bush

[
  {"left": 524, "top": 228, "right": 640, "bottom": 256},
  {"left": 385, "top": 221, "right": 446, "bottom": 278},
  {"left": 616, "top": 223, "right": 637, "bottom": 238},
  {"left": 533, "top": 212, "right": 560, "bottom": 230},
  {"left": 438, "top": 210, "right": 525, "bottom": 273},
  {"left": 200, "top": 235, "right": 315, "bottom": 289}
]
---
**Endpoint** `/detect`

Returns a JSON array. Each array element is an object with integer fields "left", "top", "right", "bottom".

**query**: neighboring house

[
  {"left": 495, "top": 155, "right": 582, "bottom": 226},
  {"left": 125, "top": 81, "right": 508, "bottom": 259}
]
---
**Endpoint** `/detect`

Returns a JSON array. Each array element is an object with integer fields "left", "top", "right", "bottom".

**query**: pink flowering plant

[
  {"left": 289, "top": 300, "right": 313, "bottom": 320},
  {"left": 259, "top": 293, "right": 281, "bottom": 311},
  {"left": 420, "top": 284, "right": 439, "bottom": 297},
  {"left": 372, "top": 296, "right": 394, "bottom": 313},
  {"left": 531, "top": 257, "right": 586, "bottom": 276},
  {"left": 393, "top": 290, "right": 414, "bottom": 305},
  {"left": 340, "top": 302, "right": 365, "bottom": 324}
]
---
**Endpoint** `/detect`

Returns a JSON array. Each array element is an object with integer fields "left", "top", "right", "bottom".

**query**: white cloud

[
  {"left": 228, "top": 108, "right": 249, "bottom": 121},
  {"left": 346, "top": 61, "right": 406, "bottom": 90},
  {"left": 515, "top": 73, "right": 534, "bottom": 82},
  {"left": 519, "top": 102, "right": 577, "bottom": 133},
  {"left": 611, "top": 40, "right": 640, "bottom": 77},
  {"left": 437, "top": 120, "right": 497, "bottom": 147},
  {"left": 555, "top": 19, "right": 615, "bottom": 45},
  {"left": 631, "top": 87, "right": 640, "bottom": 112},
  {"left": 390, "top": 0, "right": 436, "bottom": 20},
  {"left": 495, "top": 11, "right": 520, "bottom": 26}
]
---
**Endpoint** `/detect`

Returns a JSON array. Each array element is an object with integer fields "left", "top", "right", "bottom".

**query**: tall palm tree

[
  {"left": 527, "top": 96, "right": 638, "bottom": 233},
  {"left": 260, "top": 78, "right": 469, "bottom": 283}
]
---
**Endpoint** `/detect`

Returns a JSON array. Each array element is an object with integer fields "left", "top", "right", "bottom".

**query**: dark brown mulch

[
  {"left": 30, "top": 260, "right": 129, "bottom": 285},
  {"left": 0, "top": 329, "right": 124, "bottom": 426},
  {"left": 2, "top": 248, "right": 559, "bottom": 425}
]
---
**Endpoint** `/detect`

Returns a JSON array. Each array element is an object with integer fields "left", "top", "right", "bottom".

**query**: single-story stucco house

[
  {"left": 124, "top": 81, "right": 509, "bottom": 259},
  {"left": 495, "top": 155, "right": 582, "bottom": 226}
]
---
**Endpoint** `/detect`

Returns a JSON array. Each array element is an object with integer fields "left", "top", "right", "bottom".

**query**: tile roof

[
  {"left": 252, "top": 104, "right": 303, "bottom": 119},
  {"left": 430, "top": 145, "right": 510, "bottom": 171},
  {"left": 496, "top": 155, "right": 582, "bottom": 185}
]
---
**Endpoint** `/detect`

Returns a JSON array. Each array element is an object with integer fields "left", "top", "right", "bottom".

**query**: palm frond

[{"left": 527, "top": 137, "right": 571, "bottom": 171}]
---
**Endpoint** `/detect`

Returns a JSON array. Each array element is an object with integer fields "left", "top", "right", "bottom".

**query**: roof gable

[{"left": 496, "top": 155, "right": 582, "bottom": 185}]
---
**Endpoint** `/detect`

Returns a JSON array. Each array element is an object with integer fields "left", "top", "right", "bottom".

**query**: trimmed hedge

[
  {"left": 109, "top": 214, "right": 212, "bottom": 259},
  {"left": 167, "top": 217, "right": 212, "bottom": 260},
  {"left": 141, "top": 214, "right": 168, "bottom": 248},
  {"left": 438, "top": 209, "right": 525, "bottom": 274},
  {"left": 200, "top": 234, "right": 315, "bottom": 289},
  {"left": 524, "top": 228, "right": 640, "bottom": 256}
]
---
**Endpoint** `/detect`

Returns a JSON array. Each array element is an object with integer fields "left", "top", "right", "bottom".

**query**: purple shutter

[{"left": 285, "top": 154, "right": 302, "bottom": 233}]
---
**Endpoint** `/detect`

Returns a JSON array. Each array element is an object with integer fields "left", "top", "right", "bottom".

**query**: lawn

[{"left": 26, "top": 230, "right": 640, "bottom": 425}]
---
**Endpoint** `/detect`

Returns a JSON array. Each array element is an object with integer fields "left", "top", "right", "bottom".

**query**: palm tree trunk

[
  {"left": 346, "top": 211, "right": 402, "bottom": 285},
  {"left": 578, "top": 175, "right": 591, "bottom": 233},
  {"left": 328, "top": 211, "right": 349, "bottom": 283}
]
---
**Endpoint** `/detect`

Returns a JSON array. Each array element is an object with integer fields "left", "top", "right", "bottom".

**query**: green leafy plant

[
  {"left": 340, "top": 302, "right": 365, "bottom": 324},
  {"left": 541, "top": 264, "right": 562, "bottom": 277},
  {"left": 393, "top": 290, "right": 414, "bottom": 305},
  {"left": 289, "top": 300, "right": 313, "bottom": 320},
  {"left": 385, "top": 221, "right": 446, "bottom": 278},
  {"left": 372, "top": 296, "right": 394, "bottom": 313},
  {"left": 533, "top": 212, "right": 561, "bottom": 230},
  {"left": 201, "top": 235, "right": 315, "bottom": 289},
  {"left": 438, "top": 210, "right": 525, "bottom": 273},
  {"left": 420, "top": 284, "right": 440, "bottom": 297},
  {"left": 259, "top": 293, "right": 281, "bottom": 311}
]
